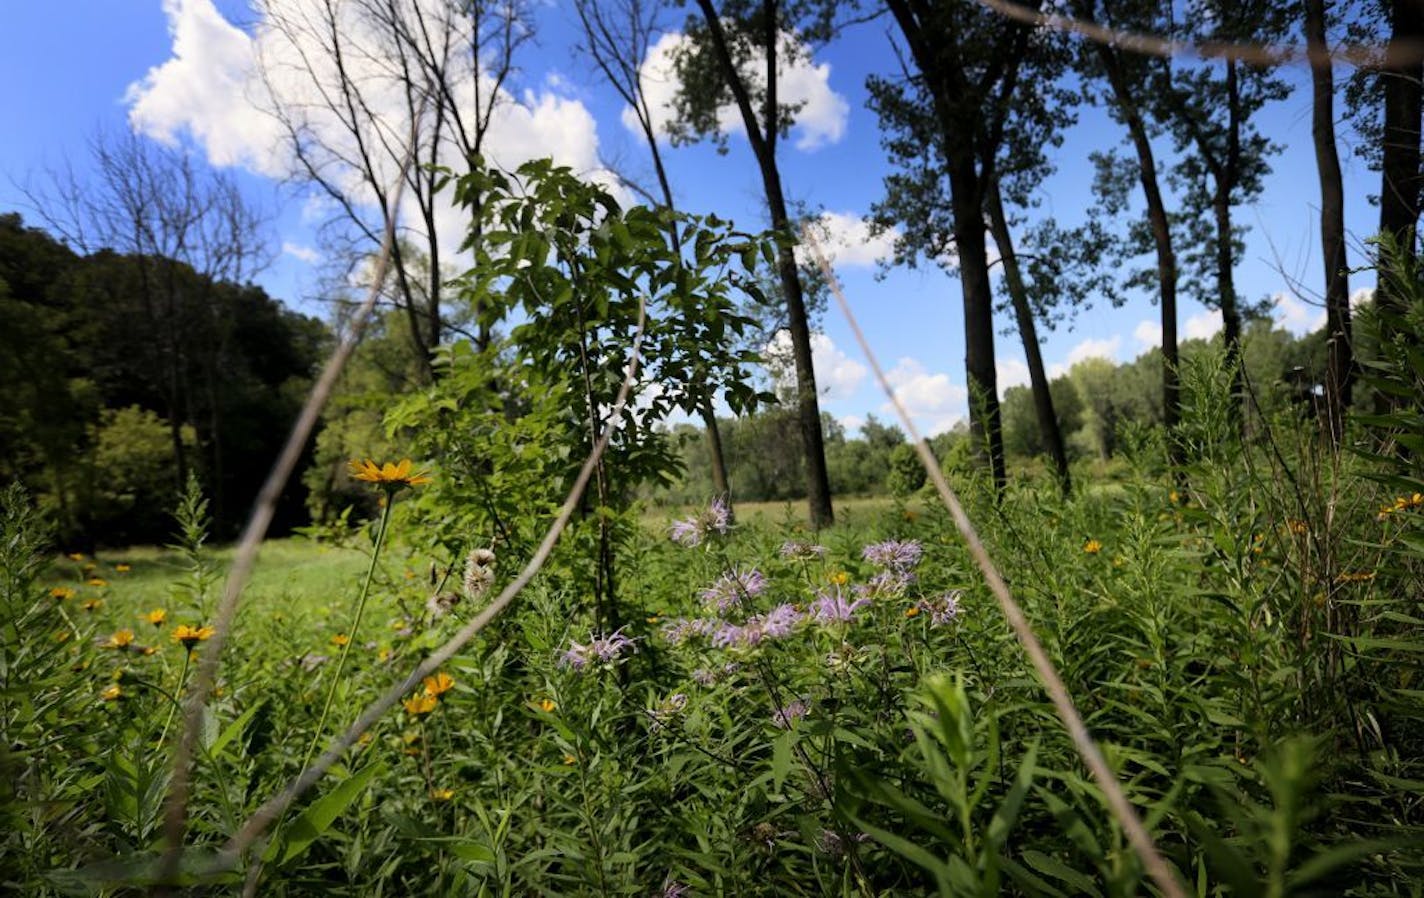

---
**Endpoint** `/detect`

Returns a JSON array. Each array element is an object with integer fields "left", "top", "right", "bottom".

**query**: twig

[{"left": 800, "top": 226, "right": 1188, "bottom": 898}]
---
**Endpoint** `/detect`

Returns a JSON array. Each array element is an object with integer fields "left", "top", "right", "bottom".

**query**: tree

[
  {"left": 1071, "top": 0, "right": 1184, "bottom": 466},
  {"left": 1305, "top": 0, "right": 1353, "bottom": 443},
  {"left": 574, "top": 0, "right": 737, "bottom": 510},
  {"left": 872, "top": 0, "right": 1044, "bottom": 491},
  {"left": 253, "top": 0, "right": 534, "bottom": 380},
  {"left": 1377, "top": 0, "right": 1422, "bottom": 295},
  {"left": 669, "top": 0, "right": 836, "bottom": 527}
]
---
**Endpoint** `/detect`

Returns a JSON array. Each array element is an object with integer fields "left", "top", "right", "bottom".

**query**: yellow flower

[
  {"left": 1287, "top": 519, "right": 1308, "bottom": 535},
  {"left": 146, "top": 609, "right": 167, "bottom": 627},
  {"left": 904, "top": 606, "right": 920, "bottom": 618},
  {"left": 172, "top": 624, "right": 215, "bottom": 651},
  {"left": 67, "top": 552, "right": 85, "bottom": 562},
  {"left": 53, "top": 629, "right": 71, "bottom": 643},
  {"left": 348, "top": 458, "right": 431, "bottom": 489},
  {"left": 115, "top": 564, "right": 131, "bottom": 573},
  {"left": 829, "top": 571, "right": 850, "bottom": 586},
  {"left": 430, "top": 788, "right": 454, "bottom": 801},
  {"left": 646, "top": 616, "right": 660, "bottom": 624},
  {"left": 82, "top": 599, "right": 103, "bottom": 612},
  {"left": 1083, "top": 539, "right": 1102, "bottom": 555},
  {"left": 563, "top": 754, "right": 577, "bottom": 766},
  {"left": 422, "top": 672, "right": 455, "bottom": 697},
  {"left": 50, "top": 586, "right": 76, "bottom": 601},
  {"left": 83, "top": 563, "right": 96, "bottom": 572},
  {"left": 403, "top": 693, "right": 438, "bottom": 715},
  {"left": 86, "top": 577, "right": 109, "bottom": 588},
  {"left": 377, "top": 647, "right": 392, "bottom": 663},
  {"left": 538, "top": 698, "right": 556, "bottom": 713},
  {"left": 103, "top": 629, "right": 136, "bottom": 650},
  {"left": 100, "top": 684, "right": 123, "bottom": 702},
  {"left": 331, "top": 633, "right": 350, "bottom": 647}
]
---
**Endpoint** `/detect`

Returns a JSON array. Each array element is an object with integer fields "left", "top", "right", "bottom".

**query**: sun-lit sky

[{"left": 0, "top": 1, "right": 1387, "bottom": 437}]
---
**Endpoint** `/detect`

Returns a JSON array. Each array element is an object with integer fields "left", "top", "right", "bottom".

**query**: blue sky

[{"left": 0, "top": 1, "right": 1385, "bottom": 437}]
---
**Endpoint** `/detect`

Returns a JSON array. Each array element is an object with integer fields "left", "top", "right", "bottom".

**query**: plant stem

[{"left": 159, "top": 649, "right": 193, "bottom": 749}]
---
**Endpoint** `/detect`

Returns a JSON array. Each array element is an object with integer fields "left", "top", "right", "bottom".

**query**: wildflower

[
  {"left": 809, "top": 586, "right": 870, "bottom": 625},
  {"left": 816, "top": 828, "right": 869, "bottom": 857},
  {"left": 779, "top": 540, "right": 826, "bottom": 561},
  {"left": 658, "top": 879, "right": 690, "bottom": 898},
  {"left": 172, "top": 624, "right": 215, "bottom": 651},
  {"left": 82, "top": 599, "right": 102, "bottom": 612},
  {"left": 422, "top": 672, "right": 455, "bottom": 696},
  {"left": 712, "top": 619, "right": 763, "bottom": 649},
  {"left": 646, "top": 693, "right": 689, "bottom": 731},
  {"left": 377, "top": 647, "right": 392, "bottom": 663},
  {"left": 771, "top": 699, "right": 809, "bottom": 729},
  {"left": 146, "top": 608, "right": 167, "bottom": 628},
  {"left": 101, "top": 684, "right": 123, "bottom": 702},
  {"left": 692, "top": 667, "right": 718, "bottom": 686},
  {"left": 83, "top": 563, "right": 96, "bottom": 572},
  {"left": 430, "top": 788, "right": 454, "bottom": 801},
  {"left": 330, "top": 633, "right": 350, "bottom": 647},
  {"left": 828, "top": 570, "right": 850, "bottom": 586},
  {"left": 905, "top": 605, "right": 920, "bottom": 618},
  {"left": 53, "top": 629, "right": 71, "bottom": 643},
  {"left": 463, "top": 547, "right": 496, "bottom": 598},
  {"left": 1287, "top": 519, "right": 1309, "bottom": 535},
  {"left": 660, "top": 617, "right": 715, "bottom": 646},
  {"left": 668, "top": 498, "right": 731, "bottom": 547},
  {"left": 426, "top": 591, "right": 461, "bottom": 618},
  {"left": 67, "top": 552, "right": 85, "bottom": 562},
  {"left": 50, "top": 586, "right": 75, "bottom": 601},
  {"left": 862, "top": 539, "right": 923, "bottom": 571},
  {"left": 856, "top": 569, "right": 913, "bottom": 599},
  {"left": 1168, "top": 490, "right": 1180, "bottom": 505},
  {"left": 560, "top": 629, "right": 636, "bottom": 671},
  {"left": 1083, "top": 539, "right": 1102, "bottom": 555},
  {"left": 919, "top": 591, "right": 963, "bottom": 627},
  {"left": 760, "top": 603, "right": 804, "bottom": 639},
  {"left": 537, "top": 698, "right": 556, "bottom": 713},
  {"left": 86, "top": 577, "right": 109, "bottom": 588},
  {"left": 115, "top": 564, "right": 131, "bottom": 573},
  {"left": 102, "top": 629, "right": 136, "bottom": 650},
  {"left": 563, "top": 754, "right": 577, "bottom": 765},
  {"left": 404, "top": 693, "right": 438, "bottom": 715},
  {"left": 700, "top": 567, "right": 767, "bottom": 612},
  {"left": 348, "top": 457, "right": 431, "bottom": 489}
]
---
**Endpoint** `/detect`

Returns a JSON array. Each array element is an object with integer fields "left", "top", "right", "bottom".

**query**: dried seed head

[{"left": 463, "top": 547, "right": 497, "bottom": 599}]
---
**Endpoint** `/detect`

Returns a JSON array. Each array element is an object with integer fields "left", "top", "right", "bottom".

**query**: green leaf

[{"left": 267, "top": 762, "right": 384, "bottom": 867}]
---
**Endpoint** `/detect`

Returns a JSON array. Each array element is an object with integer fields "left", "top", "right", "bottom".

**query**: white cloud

[
  {"left": 1047, "top": 335, "right": 1122, "bottom": 379},
  {"left": 799, "top": 211, "right": 897, "bottom": 268},
  {"left": 838, "top": 414, "right": 865, "bottom": 435},
  {"left": 282, "top": 241, "right": 320, "bottom": 264},
  {"left": 629, "top": 30, "right": 849, "bottom": 152},
  {"left": 1270, "top": 292, "right": 1328, "bottom": 336},
  {"left": 1350, "top": 287, "right": 1374, "bottom": 310},
  {"left": 1134, "top": 319, "right": 1162, "bottom": 349},
  {"left": 882, "top": 357, "right": 968, "bottom": 437},
  {"left": 997, "top": 357, "right": 1031, "bottom": 389},
  {"left": 1184, "top": 309, "right": 1224, "bottom": 341},
  {"left": 127, "top": 0, "right": 613, "bottom": 265},
  {"left": 765, "top": 331, "right": 866, "bottom": 402}
]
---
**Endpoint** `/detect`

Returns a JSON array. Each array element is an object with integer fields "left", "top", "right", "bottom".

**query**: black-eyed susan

[
  {"left": 87, "top": 577, "right": 109, "bottom": 588},
  {"left": 172, "top": 624, "right": 215, "bottom": 651},
  {"left": 82, "top": 599, "right": 103, "bottom": 612},
  {"left": 146, "top": 608, "right": 167, "bottom": 628},
  {"left": 538, "top": 698, "right": 556, "bottom": 713},
  {"left": 100, "top": 684, "right": 123, "bottom": 702},
  {"left": 51, "top": 586, "right": 76, "bottom": 601},
  {"left": 1083, "top": 539, "right": 1103, "bottom": 555},
  {"left": 348, "top": 458, "right": 431, "bottom": 489},
  {"left": 403, "top": 693, "right": 438, "bottom": 715},
  {"left": 430, "top": 788, "right": 455, "bottom": 801},
  {"left": 330, "top": 633, "right": 350, "bottom": 647},
  {"left": 828, "top": 570, "right": 850, "bottom": 586},
  {"left": 103, "top": 629, "right": 136, "bottom": 650},
  {"left": 115, "top": 563, "right": 131, "bottom": 573},
  {"left": 67, "top": 552, "right": 85, "bottom": 562},
  {"left": 422, "top": 672, "right": 454, "bottom": 696}
]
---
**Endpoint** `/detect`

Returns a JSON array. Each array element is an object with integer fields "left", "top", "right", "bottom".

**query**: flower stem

[{"left": 158, "top": 649, "right": 193, "bottom": 748}]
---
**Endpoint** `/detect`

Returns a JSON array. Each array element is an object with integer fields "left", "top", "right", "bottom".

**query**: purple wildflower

[
  {"left": 779, "top": 540, "right": 827, "bottom": 561},
  {"left": 669, "top": 518, "right": 702, "bottom": 547},
  {"left": 658, "top": 880, "right": 689, "bottom": 898},
  {"left": 559, "top": 628, "right": 636, "bottom": 671},
  {"left": 920, "top": 591, "right": 962, "bottom": 627},
  {"left": 862, "top": 539, "right": 923, "bottom": 572},
  {"left": 700, "top": 567, "right": 768, "bottom": 612},
  {"left": 712, "top": 619, "right": 764, "bottom": 649},
  {"left": 707, "top": 497, "right": 731, "bottom": 535},
  {"left": 691, "top": 667, "right": 717, "bottom": 686},
  {"left": 661, "top": 617, "right": 715, "bottom": 645},
  {"left": 771, "top": 698, "right": 809, "bottom": 729},
  {"left": 855, "top": 569, "right": 913, "bottom": 599},
  {"left": 810, "top": 586, "right": 871, "bottom": 624},
  {"left": 668, "top": 499, "right": 732, "bottom": 548},
  {"left": 760, "top": 603, "right": 804, "bottom": 638}
]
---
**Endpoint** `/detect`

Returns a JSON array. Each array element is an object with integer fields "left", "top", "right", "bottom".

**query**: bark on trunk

[
  {"left": 1306, "top": 0, "right": 1352, "bottom": 444},
  {"left": 1379, "top": 0, "right": 1423, "bottom": 308},
  {"left": 984, "top": 178, "right": 1070, "bottom": 494}
]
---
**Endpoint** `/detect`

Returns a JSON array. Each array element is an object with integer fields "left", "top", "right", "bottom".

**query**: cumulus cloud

[
  {"left": 1350, "top": 287, "right": 1374, "bottom": 310},
  {"left": 127, "top": 0, "right": 612, "bottom": 263},
  {"left": 765, "top": 331, "right": 867, "bottom": 402},
  {"left": 629, "top": 30, "right": 849, "bottom": 151},
  {"left": 1047, "top": 335, "right": 1122, "bottom": 379},
  {"left": 1270, "top": 292, "right": 1328, "bottom": 336},
  {"left": 838, "top": 414, "right": 865, "bottom": 435},
  {"left": 282, "top": 241, "right": 320, "bottom": 264},
  {"left": 882, "top": 357, "right": 968, "bottom": 437},
  {"left": 1134, "top": 319, "right": 1162, "bottom": 350},
  {"left": 799, "top": 211, "right": 897, "bottom": 268},
  {"left": 1184, "top": 309, "right": 1224, "bottom": 341},
  {"left": 997, "top": 356, "right": 1031, "bottom": 390}
]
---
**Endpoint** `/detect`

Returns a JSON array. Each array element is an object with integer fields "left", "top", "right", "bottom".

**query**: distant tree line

[{"left": 0, "top": 213, "right": 326, "bottom": 545}]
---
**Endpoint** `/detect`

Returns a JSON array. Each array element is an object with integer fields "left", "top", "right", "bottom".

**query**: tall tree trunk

[
  {"left": 694, "top": 0, "right": 833, "bottom": 527},
  {"left": 947, "top": 149, "right": 1007, "bottom": 490},
  {"left": 1092, "top": 38, "right": 1182, "bottom": 466},
  {"left": 701, "top": 398, "right": 732, "bottom": 505},
  {"left": 1379, "top": 0, "right": 1423, "bottom": 309},
  {"left": 1306, "top": 0, "right": 1352, "bottom": 445},
  {"left": 984, "top": 178, "right": 1071, "bottom": 494},
  {"left": 1213, "top": 182, "right": 1246, "bottom": 431}
]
